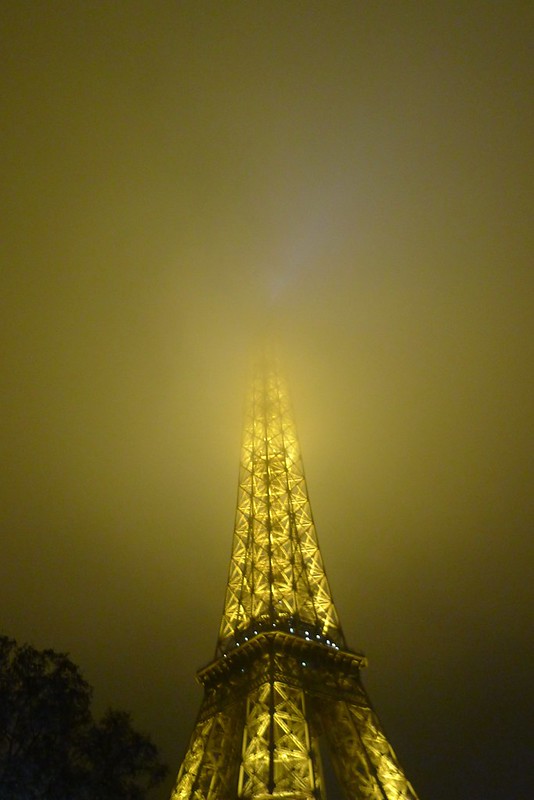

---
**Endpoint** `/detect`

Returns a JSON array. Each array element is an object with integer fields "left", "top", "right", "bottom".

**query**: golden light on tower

[
  {"left": 218, "top": 359, "right": 344, "bottom": 654},
  {"left": 170, "top": 355, "right": 419, "bottom": 800}
]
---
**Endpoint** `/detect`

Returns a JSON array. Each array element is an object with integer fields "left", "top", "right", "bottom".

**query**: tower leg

[
  {"left": 317, "top": 695, "right": 419, "bottom": 800},
  {"left": 170, "top": 696, "right": 244, "bottom": 800}
]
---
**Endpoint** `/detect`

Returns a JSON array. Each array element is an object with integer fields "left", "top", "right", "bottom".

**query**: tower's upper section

[{"left": 217, "top": 353, "right": 345, "bottom": 656}]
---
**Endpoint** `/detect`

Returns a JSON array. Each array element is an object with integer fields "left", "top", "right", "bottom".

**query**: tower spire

[{"left": 217, "top": 354, "right": 344, "bottom": 656}]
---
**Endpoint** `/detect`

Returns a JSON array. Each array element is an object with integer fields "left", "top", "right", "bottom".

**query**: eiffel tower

[{"left": 170, "top": 355, "right": 419, "bottom": 800}]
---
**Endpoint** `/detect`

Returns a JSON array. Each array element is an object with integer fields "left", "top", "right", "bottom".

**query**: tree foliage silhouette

[{"left": 0, "top": 636, "right": 167, "bottom": 799}]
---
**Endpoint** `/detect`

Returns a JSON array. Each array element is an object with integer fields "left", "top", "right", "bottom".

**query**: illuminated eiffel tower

[{"left": 170, "top": 355, "right": 419, "bottom": 800}]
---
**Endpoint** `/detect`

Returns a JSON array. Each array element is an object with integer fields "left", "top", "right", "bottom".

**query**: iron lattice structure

[{"left": 170, "top": 358, "right": 419, "bottom": 800}]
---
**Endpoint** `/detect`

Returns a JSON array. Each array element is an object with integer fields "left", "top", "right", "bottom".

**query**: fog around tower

[{"left": 1, "top": 3, "right": 533, "bottom": 798}]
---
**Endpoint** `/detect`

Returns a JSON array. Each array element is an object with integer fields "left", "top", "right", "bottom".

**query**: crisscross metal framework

[
  {"left": 170, "top": 358, "right": 419, "bottom": 800},
  {"left": 217, "top": 360, "right": 344, "bottom": 656}
]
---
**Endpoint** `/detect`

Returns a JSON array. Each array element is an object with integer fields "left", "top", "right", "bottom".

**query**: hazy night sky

[{"left": 1, "top": 2, "right": 533, "bottom": 798}]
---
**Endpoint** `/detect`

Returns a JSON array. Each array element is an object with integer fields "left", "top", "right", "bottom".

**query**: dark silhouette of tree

[
  {"left": 82, "top": 709, "right": 167, "bottom": 800},
  {"left": 0, "top": 636, "right": 167, "bottom": 799}
]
